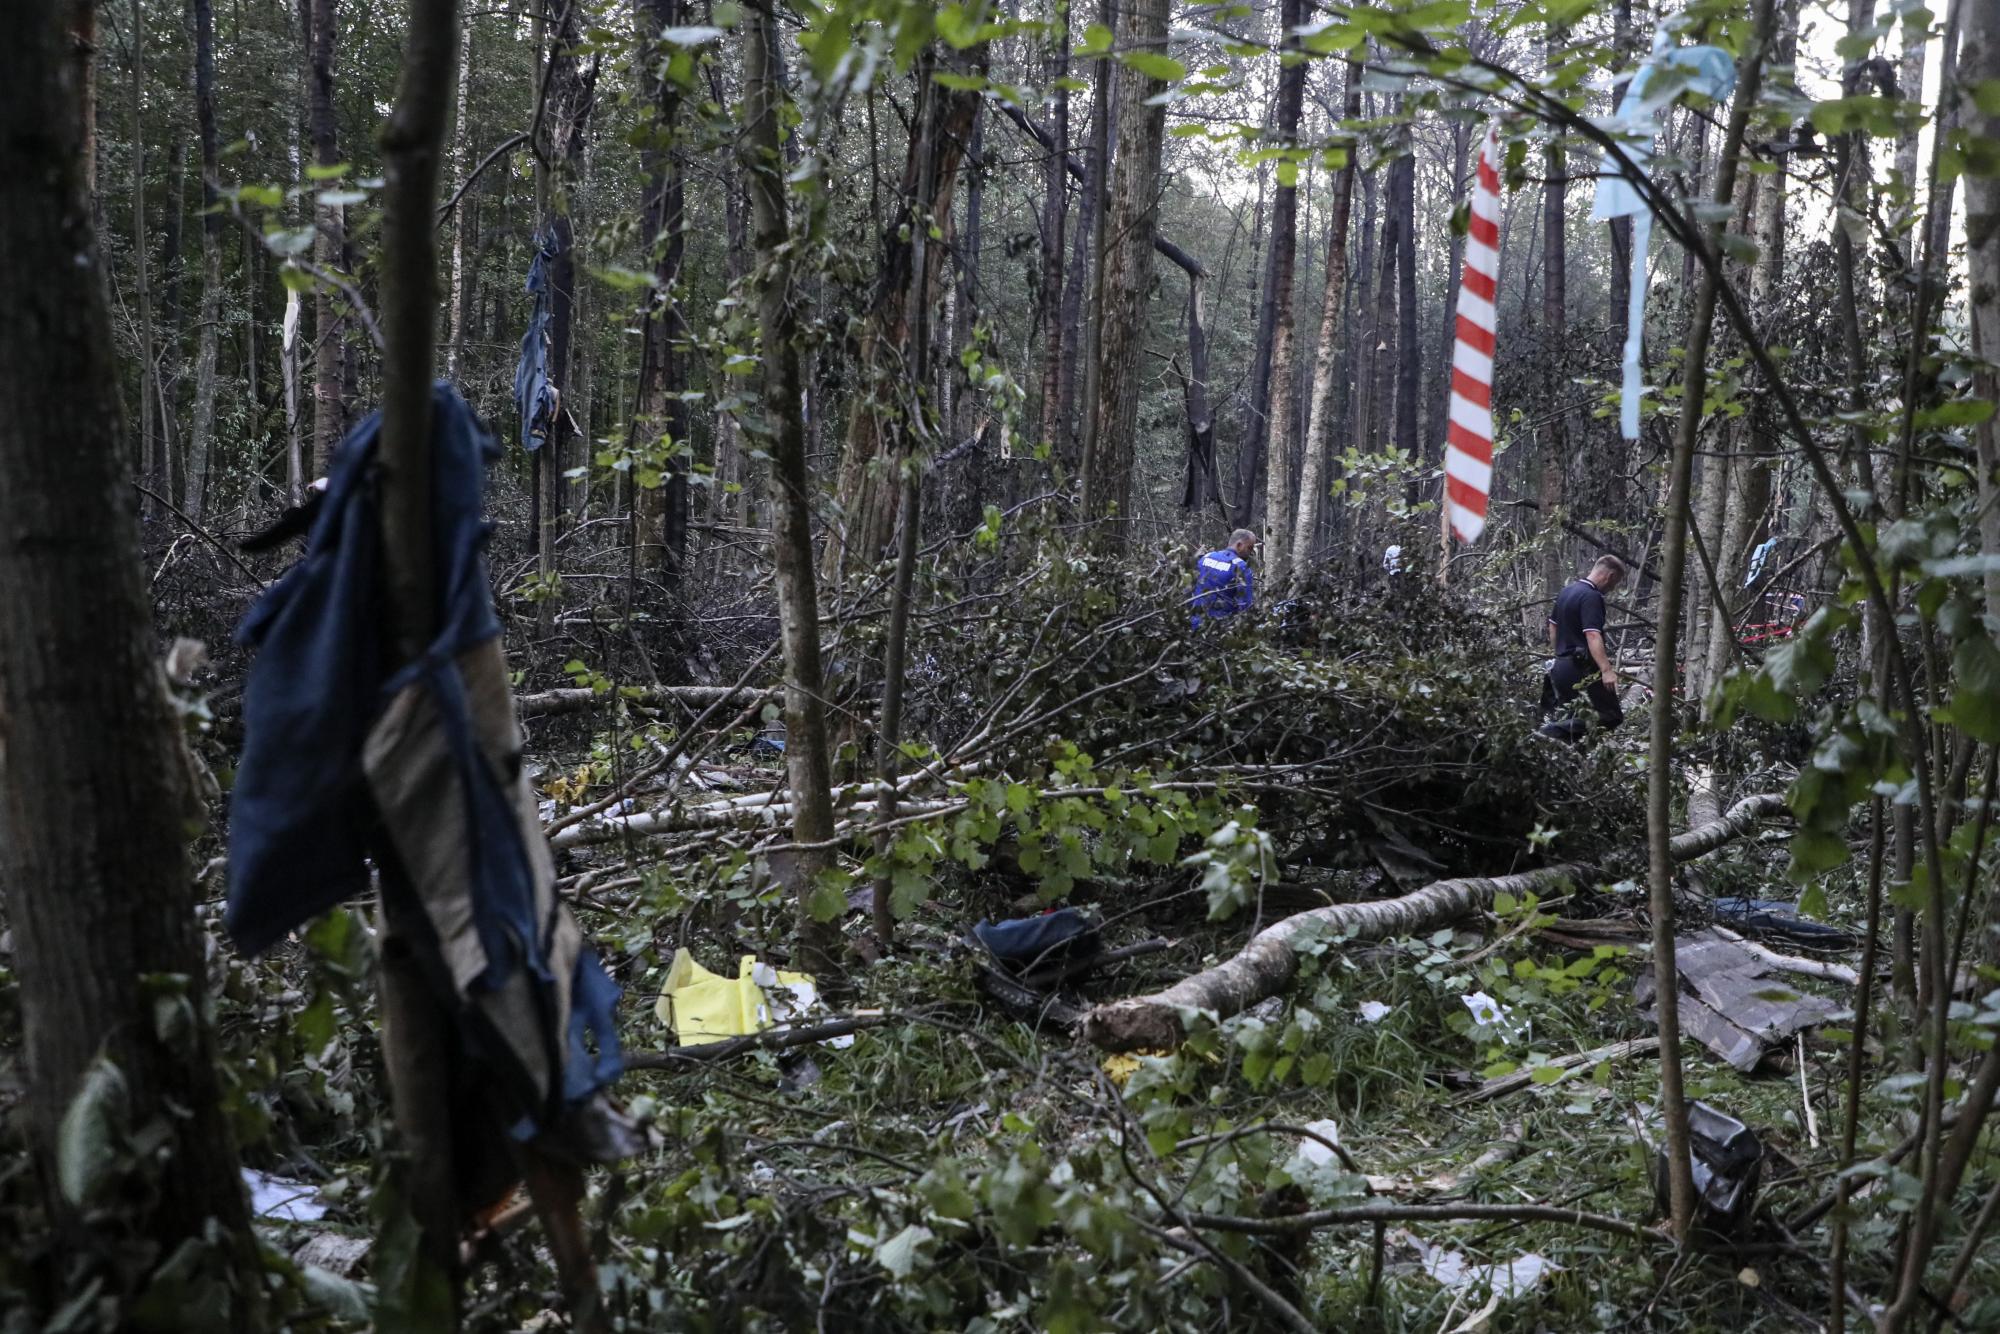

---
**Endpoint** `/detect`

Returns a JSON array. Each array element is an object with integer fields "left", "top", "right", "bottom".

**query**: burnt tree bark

[{"left": 0, "top": 0, "right": 257, "bottom": 1299}]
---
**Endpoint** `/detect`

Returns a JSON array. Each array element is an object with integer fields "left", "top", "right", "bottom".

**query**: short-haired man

[
  {"left": 1538, "top": 554, "right": 1628, "bottom": 742},
  {"left": 1190, "top": 529, "right": 1258, "bottom": 628}
]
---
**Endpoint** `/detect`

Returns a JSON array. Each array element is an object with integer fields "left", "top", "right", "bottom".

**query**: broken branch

[{"left": 1083, "top": 795, "right": 1788, "bottom": 1052}]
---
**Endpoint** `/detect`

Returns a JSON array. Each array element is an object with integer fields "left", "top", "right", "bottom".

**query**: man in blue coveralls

[{"left": 1190, "top": 529, "right": 1259, "bottom": 627}]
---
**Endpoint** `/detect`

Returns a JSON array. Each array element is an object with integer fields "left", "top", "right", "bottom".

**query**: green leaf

[
  {"left": 1798, "top": 883, "right": 1829, "bottom": 919},
  {"left": 1119, "top": 51, "right": 1186, "bottom": 82},
  {"left": 1949, "top": 631, "right": 2000, "bottom": 742},
  {"left": 57, "top": 1058, "right": 129, "bottom": 1207},
  {"left": 1075, "top": 22, "right": 1113, "bottom": 55},
  {"left": 1913, "top": 398, "right": 1996, "bottom": 430},
  {"left": 1789, "top": 826, "right": 1852, "bottom": 879},
  {"left": 889, "top": 864, "right": 930, "bottom": 919},
  {"left": 306, "top": 161, "right": 351, "bottom": 181},
  {"left": 1975, "top": 80, "right": 2000, "bottom": 117},
  {"left": 1529, "top": 1064, "right": 1568, "bottom": 1085},
  {"left": 806, "top": 867, "right": 850, "bottom": 922},
  {"left": 234, "top": 183, "right": 285, "bottom": 209},
  {"left": 1719, "top": 232, "right": 1761, "bottom": 265},
  {"left": 296, "top": 990, "right": 337, "bottom": 1053},
  {"left": 1398, "top": 0, "right": 1471, "bottom": 28}
]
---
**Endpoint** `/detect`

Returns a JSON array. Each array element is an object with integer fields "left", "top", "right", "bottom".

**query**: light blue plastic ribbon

[{"left": 1591, "top": 30, "right": 1737, "bottom": 439}]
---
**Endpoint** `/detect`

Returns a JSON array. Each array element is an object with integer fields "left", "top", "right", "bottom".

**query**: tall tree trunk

[
  {"left": 1369, "top": 128, "right": 1399, "bottom": 463},
  {"left": 742, "top": 0, "right": 841, "bottom": 980},
  {"left": 1034, "top": 4, "right": 1069, "bottom": 458},
  {"left": 1648, "top": 0, "right": 1772, "bottom": 1241},
  {"left": 1, "top": 0, "right": 257, "bottom": 1299},
  {"left": 1079, "top": 0, "right": 1169, "bottom": 546},
  {"left": 639, "top": 0, "right": 690, "bottom": 582},
  {"left": 1260, "top": 0, "right": 1308, "bottom": 582},
  {"left": 822, "top": 49, "right": 983, "bottom": 582},
  {"left": 130, "top": 0, "right": 157, "bottom": 501},
  {"left": 1056, "top": 43, "right": 1105, "bottom": 474},
  {"left": 307, "top": 0, "right": 343, "bottom": 473},
  {"left": 186, "top": 0, "right": 222, "bottom": 520},
  {"left": 1348, "top": 154, "right": 1378, "bottom": 523},
  {"left": 1967, "top": 0, "right": 2000, "bottom": 626},
  {"left": 1393, "top": 128, "right": 1419, "bottom": 461},
  {"left": 1230, "top": 164, "right": 1268, "bottom": 521},
  {"left": 374, "top": 0, "right": 473, "bottom": 1303},
  {"left": 1074, "top": 0, "right": 1117, "bottom": 484},
  {"left": 716, "top": 164, "right": 750, "bottom": 544},
  {"left": 1538, "top": 28, "right": 1568, "bottom": 595},
  {"left": 1293, "top": 61, "right": 1361, "bottom": 568},
  {"left": 536, "top": 2, "right": 595, "bottom": 625},
  {"left": 1607, "top": 0, "right": 1633, "bottom": 341},
  {"left": 1699, "top": 0, "right": 1796, "bottom": 713},
  {"left": 446, "top": 17, "right": 476, "bottom": 381},
  {"left": 71, "top": 0, "right": 97, "bottom": 196}
]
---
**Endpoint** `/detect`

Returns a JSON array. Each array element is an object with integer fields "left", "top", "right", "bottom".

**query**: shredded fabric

[
  {"left": 513, "top": 230, "right": 561, "bottom": 452},
  {"left": 226, "top": 384, "right": 623, "bottom": 1140},
  {"left": 1591, "top": 30, "right": 1738, "bottom": 439}
]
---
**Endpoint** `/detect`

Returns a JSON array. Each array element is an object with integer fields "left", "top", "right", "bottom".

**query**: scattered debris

[
  {"left": 242, "top": 1167, "right": 327, "bottom": 1223},
  {"left": 1460, "top": 1037, "right": 1661, "bottom": 1104},
  {"left": 1358, "top": 1000, "right": 1393, "bottom": 1024},
  {"left": 653, "top": 949, "right": 848, "bottom": 1048},
  {"left": 1654, "top": 1101, "right": 1763, "bottom": 1234},
  {"left": 1714, "top": 896, "right": 1854, "bottom": 947},
  {"left": 1389, "top": 1227, "right": 1560, "bottom": 1306},
  {"left": 1634, "top": 928, "right": 1840, "bottom": 1072},
  {"left": 969, "top": 907, "right": 1101, "bottom": 978},
  {"left": 292, "top": 1231, "right": 370, "bottom": 1277},
  {"left": 1294, "top": 1118, "right": 1343, "bottom": 1167},
  {"left": 1461, "top": 991, "right": 1529, "bottom": 1044}
]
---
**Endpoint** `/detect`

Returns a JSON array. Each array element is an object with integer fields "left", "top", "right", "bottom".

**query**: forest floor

[{"left": 6, "top": 543, "right": 1974, "bottom": 1332}]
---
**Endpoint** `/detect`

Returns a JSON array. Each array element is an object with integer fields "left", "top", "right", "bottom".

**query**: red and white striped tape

[{"left": 1445, "top": 122, "right": 1501, "bottom": 545}]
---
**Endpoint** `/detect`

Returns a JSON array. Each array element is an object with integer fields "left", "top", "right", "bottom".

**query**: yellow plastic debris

[{"left": 654, "top": 948, "right": 819, "bottom": 1046}]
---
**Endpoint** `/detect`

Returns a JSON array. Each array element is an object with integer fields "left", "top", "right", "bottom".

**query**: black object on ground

[
  {"left": 1714, "top": 896, "right": 1855, "bottom": 948},
  {"left": 1655, "top": 1100, "right": 1763, "bottom": 1235}
]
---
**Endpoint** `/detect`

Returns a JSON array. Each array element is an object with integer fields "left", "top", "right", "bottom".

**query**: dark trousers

[{"left": 1537, "top": 656, "right": 1624, "bottom": 742}]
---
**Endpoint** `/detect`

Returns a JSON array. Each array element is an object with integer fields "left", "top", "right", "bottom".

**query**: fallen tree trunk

[
  {"left": 519, "top": 684, "right": 775, "bottom": 718},
  {"left": 1083, "top": 794, "right": 1788, "bottom": 1052}
]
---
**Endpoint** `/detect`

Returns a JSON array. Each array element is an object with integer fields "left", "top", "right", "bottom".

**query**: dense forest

[{"left": 3, "top": 0, "right": 2000, "bottom": 1327}]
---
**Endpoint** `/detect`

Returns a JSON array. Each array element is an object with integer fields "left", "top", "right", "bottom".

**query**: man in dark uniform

[{"left": 1538, "top": 554, "right": 1628, "bottom": 742}]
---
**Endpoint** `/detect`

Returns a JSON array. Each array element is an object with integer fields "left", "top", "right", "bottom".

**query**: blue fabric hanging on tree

[
  {"left": 226, "top": 384, "right": 628, "bottom": 1145},
  {"left": 513, "top": 229, "right": 561, "bottom": 452},
  {"left": 1591, "top": 29, "right": 1737, "bottom": 440}
]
